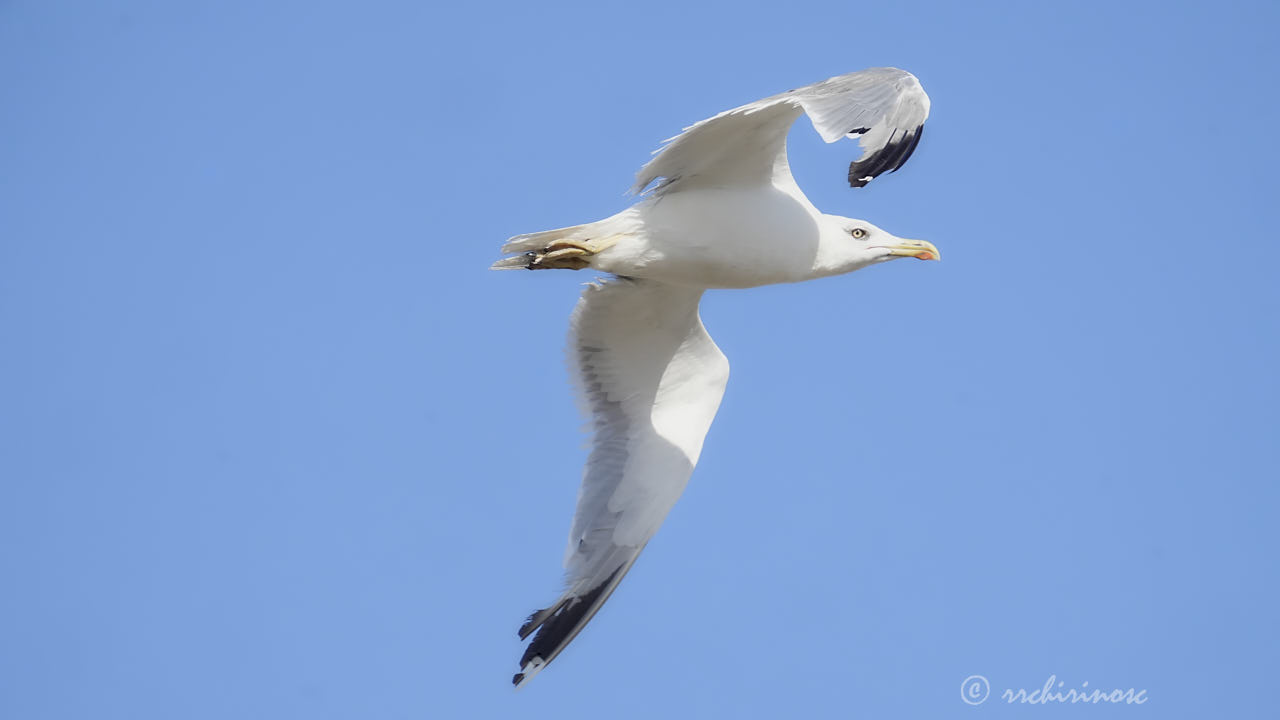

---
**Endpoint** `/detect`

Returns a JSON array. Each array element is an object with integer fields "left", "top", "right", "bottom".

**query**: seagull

[{"left": 493, "top": 67, "right": 936, "bottom": 687}]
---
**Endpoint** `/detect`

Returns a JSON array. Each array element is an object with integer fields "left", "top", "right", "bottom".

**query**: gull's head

[{"left": 812, "top": 214, "right": 940, "bottom": 277}]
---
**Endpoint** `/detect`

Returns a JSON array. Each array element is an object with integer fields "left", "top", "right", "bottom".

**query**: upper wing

[
  {"left": 631, "top": 67, "right": 930, "bottom": 195},
  {"left": 513, "top": 279, "right": 730, "bottom": 687}
]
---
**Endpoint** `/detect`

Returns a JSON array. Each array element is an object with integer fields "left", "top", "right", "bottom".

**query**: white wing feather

[
  {"left": 567, "top": 279, "right": 728, "bottom": 571},
  {"left": 631, "top": 67, "right": 930, "bottom": 195},
  {"left": 514, "top": 279, "right": 729, "bottom": 687}
]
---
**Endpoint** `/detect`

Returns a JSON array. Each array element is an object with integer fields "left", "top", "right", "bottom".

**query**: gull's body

[
  {"left": 493, "top": 67, "right": 937, "bottom": 687},
  {"left": 580, "top": 186, "right": 827, "bottom": 288}
]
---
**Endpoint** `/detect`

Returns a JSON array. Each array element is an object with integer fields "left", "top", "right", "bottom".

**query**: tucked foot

[
  {"left": 529, "top": 240, "right": 596, "bottom": 270},
  {"left": 491, "top": 235, "right": 622, "bottom": 271},
  {"left": 492, "top": 231, "right": 624, "bottom": 271}
]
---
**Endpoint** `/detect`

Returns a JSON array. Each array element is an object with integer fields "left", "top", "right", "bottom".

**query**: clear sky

[{"left": 2, "top": 0, "right": 1277, "bottom": 717}]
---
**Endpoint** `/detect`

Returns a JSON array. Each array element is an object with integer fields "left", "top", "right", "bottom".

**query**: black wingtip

[
  {"left": 847, "top": 124, "right": 924, "bottom": 188},
  {"left": 513, "top": 565, "right": 628, "bottom": 685},
  {"left": 890, "top": 123, "right": 924, "bottom": 173},
  {"left": 518, "top": 604, "right": 559, "bottom": 640}
]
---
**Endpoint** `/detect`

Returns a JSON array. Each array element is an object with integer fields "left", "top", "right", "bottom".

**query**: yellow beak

[{"left": 882, "top": 239, "right": 941, "bottom": 261}]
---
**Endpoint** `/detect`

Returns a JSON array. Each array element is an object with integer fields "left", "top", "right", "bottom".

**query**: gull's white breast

[{"left": 593, "top": 185, "right": 823, "bottom": 289}]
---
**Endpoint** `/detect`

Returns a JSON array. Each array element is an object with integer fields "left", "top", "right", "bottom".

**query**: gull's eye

[{"left": 850, "top": 227, "right": 867, "bottom": 239}]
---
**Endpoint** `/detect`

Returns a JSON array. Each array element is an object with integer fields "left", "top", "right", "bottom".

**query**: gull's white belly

[{"left": 593, "top": 186, "right": 822, "bottom": 289}]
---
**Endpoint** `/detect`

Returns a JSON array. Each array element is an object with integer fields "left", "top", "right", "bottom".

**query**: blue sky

[{"left": 2, "top": 0, "right": 1277, "bottom": 717}]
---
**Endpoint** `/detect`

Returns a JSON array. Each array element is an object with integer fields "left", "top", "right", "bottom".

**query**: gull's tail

[
  {"left": 490, "top": 223, "right": 593, "bottom": 270},
  {"left": 490, "top": 218, "right": 634, "bottom": 272}
]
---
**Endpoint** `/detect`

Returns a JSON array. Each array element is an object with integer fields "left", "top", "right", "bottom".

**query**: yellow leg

[{"left": 526, "top": 235, "right": 621, "bottom": 270}]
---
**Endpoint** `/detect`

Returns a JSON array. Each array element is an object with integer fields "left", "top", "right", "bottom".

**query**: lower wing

[{"left": 513, "top": 278, "right": 730, "bottom": 686}]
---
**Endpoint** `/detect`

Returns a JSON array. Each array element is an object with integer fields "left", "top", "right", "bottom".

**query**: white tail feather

[{"left": 500, "top": 223, "right": 591, "bottom": 255}]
